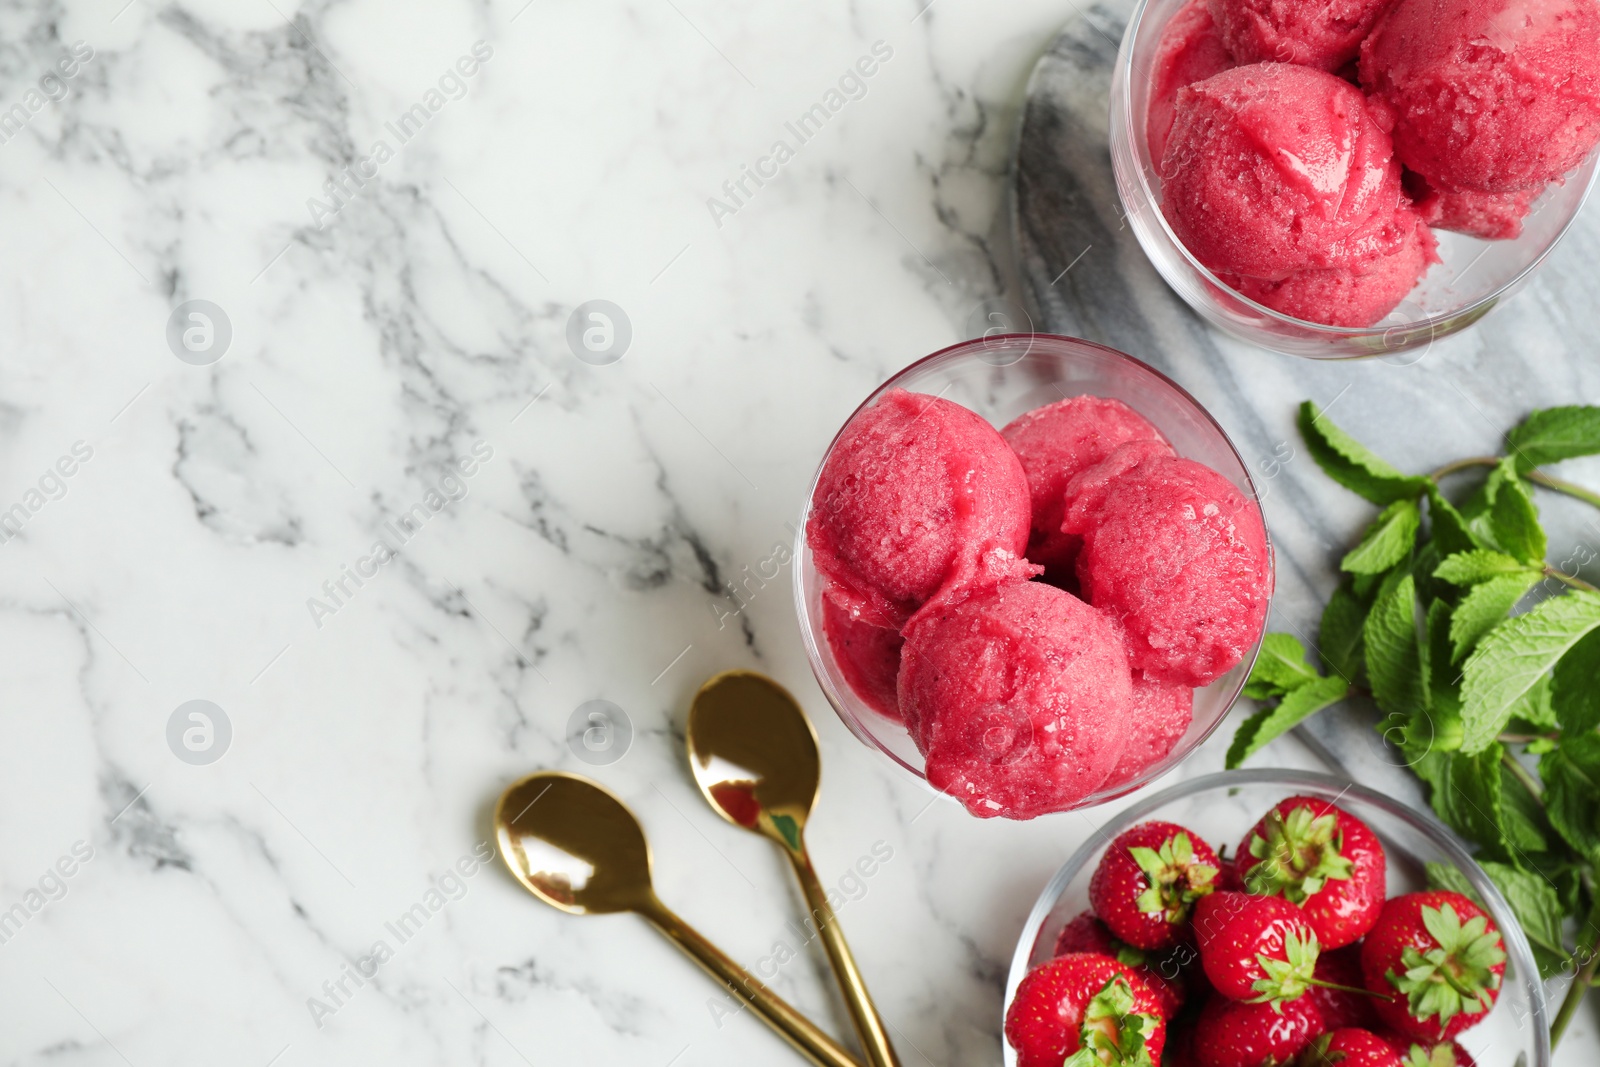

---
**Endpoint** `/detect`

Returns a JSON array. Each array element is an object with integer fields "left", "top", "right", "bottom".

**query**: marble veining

[{"left": 0, "top": 0, "right": 1594, "bottom": 1064}]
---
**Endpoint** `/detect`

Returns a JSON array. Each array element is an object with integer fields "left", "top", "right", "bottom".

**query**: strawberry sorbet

[
  {"left": 1209, "top": 0, "right": 1394, "bottom": 71},
  {"left": 806, "top": 384, "right": 1274, "bottom": 819},
  {"left": 1064, "top": 452, "right": 1271, "bottom": 687},
  {"left": 1360, "top": 0, "right": 1600, "bottom": 193},
  {"left": 1104, "top": 672, "right": 1196, "bottom": 787},
  {"left": 1061, "top": 439, "right": 1180, "bottom": 527},
  {"left": 897, "top": 581, "right": 1135, "bottom": 819},
  {"left": 1232, "top": 207, "right": 1438, "bottom": 324},
  {"left": 1408, "top": 177, "right": 1540, "bottom": 240},
  {"left": 1001, "top": 396, "right": 1168, "bottom": 587},
  {"left": 1161, "top": 63, "right": 1408, "bottom": 280},
  {"left": 806, "top": 388, "right": 1035, "bottom": 628},
  {"left": 1147, "top": 0, "right": 1237, "bottom": 163},
  {"left": 1145, "top": 0, "right": 1600, "bottom": 328},
  {"left": 822, "top": 595, "right": 904, "bottom": 720}
]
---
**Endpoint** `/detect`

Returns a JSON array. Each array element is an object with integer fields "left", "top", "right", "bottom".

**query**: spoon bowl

[
  {"left": 687, "top": 670, "right": 820, "bottom": 850},
  {"left": 495, "top": 771, "right": 653, "bottom": 915}
]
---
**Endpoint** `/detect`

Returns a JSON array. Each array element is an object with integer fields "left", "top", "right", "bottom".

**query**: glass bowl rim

[
  {"left": 1109, "top": 0, "right": 1600, "bottom": 339},
  {"left": 791, "top": 332, "right": 1273, "bottom": 808},
  {"left": 1003, "top": 767, "right": 1552, "bottom": 1066}
]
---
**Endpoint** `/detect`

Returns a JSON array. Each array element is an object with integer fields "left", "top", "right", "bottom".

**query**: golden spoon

[
  {"left": 686, "top": 671, "right": 902, "bottom": 1067},
  {"left": 494, "top": 771, "right": 861, "bottom": 1067}
]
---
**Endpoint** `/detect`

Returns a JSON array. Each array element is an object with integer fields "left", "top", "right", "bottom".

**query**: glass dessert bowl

[
  {"left": 1003, "top": 769, "right": 1550, "bottom": 1067},
  {"left": 793, "top": 333, "right": 1272, "bottom": 817},
  {"left": 1108, "top": 0, "right": 1599, "bottom": 360}
]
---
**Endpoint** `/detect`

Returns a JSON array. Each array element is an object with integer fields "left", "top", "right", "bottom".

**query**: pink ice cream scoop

[
  {"left": 806, "top": 388, "right": 1036, "bottom": 628},
  {"left": 1360, "top": 0, "right": 1600, "bottom": 193},
  {"left": 1161, "top": 63, "right": 1408, "bottom": 280},
  {"left": 1409, "top": 179, "right": 1540, "bottom": 240},
  {"left": 1000, "top": 396, "right": 1169, "bottom": 588},
  {"left": 897, "top": 580, "right": 1135, "bottom": 819},
  {"left": 822, "top": 595, "right": 905, "bottom": 721},
  {"left": 1102, "top": 673, "right": 1195, "bottom": 789},
  {"left": 1060, "top": 439, "right": 1181, "bottom": 527},
  {"left": 1065, "top": 452, "right": 1272, "bottom": 687},
  {"left": 1209, "top": 0, "right": 1396, "bottom": 72},
  {"left": 1231, "top": 206, "right": 1439, "bottom": 325},
  {"left": 1147, "top": 0, "right": 1237, "bottom": 163}
]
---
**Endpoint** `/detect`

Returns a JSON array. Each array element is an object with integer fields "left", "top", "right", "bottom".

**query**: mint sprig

[
  {"left": 1460, "top": 593, "right": 1600, "bottom": 754},
  {"left": 1505, "top": 406, "right": 1600, "bottom": 471},
  {"left": 1229, "top": 401, "right": 1600, "bottom": 1048}
]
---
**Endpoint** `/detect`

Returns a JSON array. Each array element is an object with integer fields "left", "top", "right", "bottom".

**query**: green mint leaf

[
  {"left": 1424, "top": 600, "right": 1464, "bottom": 740},
  {"left": 1478, "top": 860, "right": 1569, "bottom": 978},
  {"left": 1419, "top": 596, "right": 1440, "bottom": 717},
  {"left": 1426, "top": 746, "right": 1511, "bottom": 862},
  {"left": 1425, "top": 861, "right": 1477, "bottom": 898},
  {"left": 1242, "top": 679, "right": 1280, "bottom": 701},
  {"left": 1506, "top": 672, "right": 1557, "bottom": 731},
  {"left": 1298, "top": 401, "right": 1430, "bottom": 505},
  {"left": 1427, "top": 485, "right": 1486, "bottom": 557},
  {"left": 1504, "top": 405, "right": 1600, "bottom": 472},
  {"left": 1365, "top": 570, "right": 1426, "bottom": 716},
  {"left": 1552, "top": 627, "right": 1600, "bottom": 735},
  {"left": 1379, "top": 709, "right": 1457, "bottom": 767},
  {"left": 1248, "top": 633, "right": 1321, "bottom": 695},
  {"left": 1487, "top": 463, "right": 1547, "bottom": 565},
  {"left": 1319, "top": 582, "right": 1369, "bottom": 684},
  {"left": 1498, "top": 751, "right": 1548, "bottom": 855},
  {"left": 1459, "top": 591, "right": 1600, "bottom": 754},
  {"left": 1540, "top": 732, "right": 1600, "bottom": 867},
  {"left": 1342, "top": 498, "right": 1423, "bottom": 575},
  {"left": 1434, "top": 550, "right": 1538, "bottom": 586},
  {"left": 1412, "top": 539, "right": 1446, "bottom": 606},
  {"left": 1226, "top": 674, "right": 1351, "bottom": 770},
  {"left": 1449, "top": 572, "right": 1541, "bottom": 663}
]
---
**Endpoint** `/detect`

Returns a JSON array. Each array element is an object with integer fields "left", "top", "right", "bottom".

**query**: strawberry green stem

[
  {"left": 1551, "top": 895, "right": 1600, "bottom": 1047},
  {"left": 1307, "top": 977, "right": 1390, "bottom": 1001}
]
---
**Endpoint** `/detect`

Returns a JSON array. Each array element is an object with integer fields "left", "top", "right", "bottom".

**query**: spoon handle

[
  {"left": 638, "top": 897, "right": 862, "bottom": 1067},
  {"left": 788, "top": 850, "right": 903, "bottom": 1067}
]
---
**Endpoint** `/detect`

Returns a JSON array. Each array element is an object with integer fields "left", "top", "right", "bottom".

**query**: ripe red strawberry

[
  {"left": 1298, "top": 1028, "right": 1403, "bottom": 1066},
  {"left": 1361, "top": 892, "right": 1505, "bottom": 1042},
  {"left": 1192, "top": 993, "right": 1325, "bottom": 1067},
  {"left": 1090, "top": 821, "right": 1221, "bottom": 950},
  {"left": 1056, "top": 910, "right": 1121, "bottom": 957},
  {"left": 1238, "top": 796, "right": 1387, "bottom": 950},
  {"left": 1005, "top": 953, "right": 1169, "bottom": 1067},
  {"left": 1375, "top": 1033, "right": 1477, "bottom": 1067},
  {"left": 1306, "top": 946, "right": 1380, "bottom": 1031},
  {"left": 1053, "top": 910, "right": 1188, "bottom": 1017},
  {"left": 1194, "top": 891, "right": 1324, "bottom": 1004}
]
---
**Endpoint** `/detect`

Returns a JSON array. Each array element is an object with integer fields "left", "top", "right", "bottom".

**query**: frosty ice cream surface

[
  {"left": 807, "top": 389, "right": 1271, "bottom": 819},
  {"left": 1148, "top": 0, "right": 1600, "bottom": 326}
]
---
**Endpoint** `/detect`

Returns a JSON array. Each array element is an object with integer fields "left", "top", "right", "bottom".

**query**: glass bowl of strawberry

[
  {"left": 794, "top": 334, "right": 1272, "bottom": 820},
  {"left": 1003, "top": 769, "right": 1548, "bottom": 1067}
]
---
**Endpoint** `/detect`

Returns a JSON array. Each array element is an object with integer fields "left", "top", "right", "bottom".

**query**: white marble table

[{"left": 0, "top": 1, "right": 1594, "bottom": 1064}]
